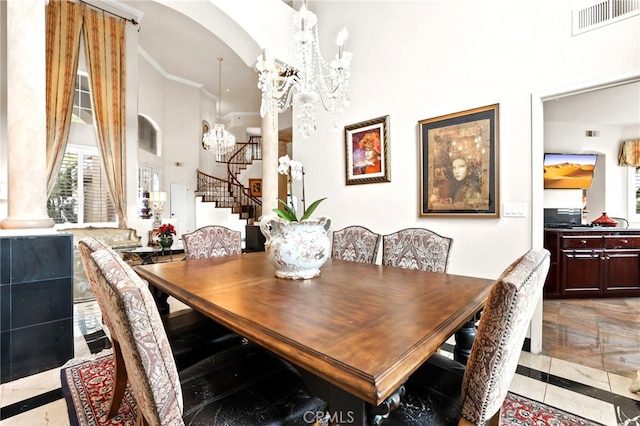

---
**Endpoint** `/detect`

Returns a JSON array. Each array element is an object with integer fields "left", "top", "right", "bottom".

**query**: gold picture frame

[{"left": 419, "top": 104, "right": 499, "bottom": 218}]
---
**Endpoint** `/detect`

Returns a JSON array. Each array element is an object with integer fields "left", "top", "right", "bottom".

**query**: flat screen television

[{"left": 543, "top": 153, "right": 598, "bottom": 189}]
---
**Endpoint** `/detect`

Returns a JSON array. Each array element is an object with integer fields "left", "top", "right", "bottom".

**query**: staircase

[{"left": 195, "top": 136, "right": 263, "bottom": 224}]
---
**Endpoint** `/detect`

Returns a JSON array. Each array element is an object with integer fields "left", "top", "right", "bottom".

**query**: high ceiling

[
  {"left": 119, "top": 1, "right": 639, "bottom": 129},
  {"left": 120, "top": 0, "right": 263, "bottom": 116},
  {"left": 544, "top": 81, "right": 640, "bottom": 128}
]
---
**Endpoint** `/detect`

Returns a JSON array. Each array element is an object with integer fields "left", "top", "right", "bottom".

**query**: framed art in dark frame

[
  {"left": 419, "top": 104, "right": 499, "bottom": 218},
  {"left": 344, "top": 115, "right": 390, "bottom": 185}
]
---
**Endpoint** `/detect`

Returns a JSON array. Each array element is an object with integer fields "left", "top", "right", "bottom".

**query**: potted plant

[
  {"left": 260, "top": 155, "right": 331, "bottom": 280},
  {"left": 157, "top": 223, "right": 176, "bottom": 249}
]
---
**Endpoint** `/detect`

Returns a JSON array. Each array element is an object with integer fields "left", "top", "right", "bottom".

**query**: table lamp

[{"left": 149, "top": 191, "right": 167, "bottom": 229}]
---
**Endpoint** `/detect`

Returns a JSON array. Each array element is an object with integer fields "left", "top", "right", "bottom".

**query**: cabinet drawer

[
  {"left": 604, "top": 236, "right": 640, "bottom": 249},
  {"left": 560, "top": 236, "right": 602, "bottom": 249}
]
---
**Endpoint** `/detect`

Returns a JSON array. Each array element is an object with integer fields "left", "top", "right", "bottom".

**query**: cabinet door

[
  {"left": 543, "top": 232, "right": 560, "bottom": 297},
  {"left": 603, "top": 250, "right": 640, "bottom": 295},
  {"left": 561, "top": 250, "right": 602, "bottom": 295}
]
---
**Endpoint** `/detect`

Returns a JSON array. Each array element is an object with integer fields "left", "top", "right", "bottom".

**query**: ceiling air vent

[{"left": 573, "top": 0, "right": 640, "bottom": 35}]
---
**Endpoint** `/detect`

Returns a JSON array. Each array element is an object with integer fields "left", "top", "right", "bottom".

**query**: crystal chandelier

[
  {"left": 203, "top": 57, "right": 236, "bottom": 155},
  {"left": 256, "top": 0, "right": 352, "bottom": 138}
]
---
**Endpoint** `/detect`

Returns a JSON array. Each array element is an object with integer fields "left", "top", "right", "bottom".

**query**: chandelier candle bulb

[{"left": 337, "top": 27, "right": 348, "bottom": 58}]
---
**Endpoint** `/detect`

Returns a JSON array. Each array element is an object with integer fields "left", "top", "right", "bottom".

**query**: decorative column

[
  {"left": 1, "top": 0, "right": 54, "bottom": 229},
  {"left": 261, "top": 110, "right": 278, "bottom": 218}
]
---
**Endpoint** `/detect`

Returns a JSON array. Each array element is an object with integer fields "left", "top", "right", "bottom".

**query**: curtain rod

[{"left": 79, "top": 0, "right": 139, "bottom": 26}]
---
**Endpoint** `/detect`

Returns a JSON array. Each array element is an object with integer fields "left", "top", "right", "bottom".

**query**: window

[
  {"left": 48, "top": 145, "right": 116, "bottom": 224},
  {"left": 72, "top": 73, "right": 93, "bottom": 124},
  {"left": 138, "top": 115, "right": 158, "bottom": 155},
  {"left": 138, "top": 165, "right": 160, "bottom": 194}
]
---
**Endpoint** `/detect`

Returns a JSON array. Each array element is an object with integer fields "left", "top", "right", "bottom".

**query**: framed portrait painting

[
  {"left": 344, "top": 115, "right": 390, "bottom": 185},
  {"left": 419, "top": 104, "right": 499, "bottom": 218}
]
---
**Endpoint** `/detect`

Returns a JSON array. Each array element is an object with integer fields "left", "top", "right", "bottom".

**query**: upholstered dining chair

[
  {"left": 182, "top": 225, "right": 242, "bottom": 260},
  {"left": 372, "top": 248, "right": 551, "bottom": 426},
  {"left": 78, "top": 237, "right": 242, "bottom": 371},
  {"left": 331, "top": 225, "right": 382, "bottom": 264},
  {"left": 80, "top": 246, "right": 326, "bottom": 426},
  {"left": 382, "top": 227, "right": 453, "bottom": 273}
]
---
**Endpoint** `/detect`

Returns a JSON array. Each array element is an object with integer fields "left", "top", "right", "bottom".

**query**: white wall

[
  {"left": 0, "top": 0, "right": 637, "bottom": 277},
  {"left": 286, "top": 0, "right": 639, "bottom": 280}
]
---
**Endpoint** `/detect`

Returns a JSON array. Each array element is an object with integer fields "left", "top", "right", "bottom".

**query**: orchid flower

[{"left": 274, "top": 155, "right": 326, "bottom": 222}]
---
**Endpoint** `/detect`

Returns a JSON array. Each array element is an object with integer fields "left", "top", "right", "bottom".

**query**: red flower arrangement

[{"left": 157, "top": 223, "right": 176, "bottom": 238}]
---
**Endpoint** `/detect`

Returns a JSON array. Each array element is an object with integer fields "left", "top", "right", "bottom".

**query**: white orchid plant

[{"left": 274, "top": 155, "right": 326, "bottom": 222}]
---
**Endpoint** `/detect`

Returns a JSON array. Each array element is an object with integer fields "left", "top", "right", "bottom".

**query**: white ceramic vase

[{"left": 259, "top": 216, "right": 332, "bottom": 279}]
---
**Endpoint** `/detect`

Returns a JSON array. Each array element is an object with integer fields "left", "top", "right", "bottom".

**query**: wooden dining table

[{"left": 135, "top": 252, "right": 494, "bottom": 425}]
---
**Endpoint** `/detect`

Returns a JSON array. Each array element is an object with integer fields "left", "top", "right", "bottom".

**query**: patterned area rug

[
  {"left": 502, "top": 392, "right": 602, "bottom": 425},
  {"left": 61, "top": 354, "right": 602, "bottom": 426},
  {"left": 60, "top": 354, "right": 136, "bottom": 426}
]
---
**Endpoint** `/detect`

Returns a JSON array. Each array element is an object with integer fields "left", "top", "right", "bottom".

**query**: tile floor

[{"left": 1, "top": 298, "right": 639, "bottom": 425}]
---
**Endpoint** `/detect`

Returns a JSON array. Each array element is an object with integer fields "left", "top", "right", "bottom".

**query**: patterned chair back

[
  {"left": 182, "top": 225, "right": 242, "bottom": 260},
  {"left": 89, "top": 248, "right": 185, "bottom": 426},
  {"left": 331, "top": 225, "right": 381, "bottom": 264},
  {"left": 382, "top": 228, "right": 452, "bottom": 273},
  {"left": 78, "top": 237, "right": 120, "bottom": 329},
  {"left": 460, "top": 248, "right": 550, "bottom": 424}
]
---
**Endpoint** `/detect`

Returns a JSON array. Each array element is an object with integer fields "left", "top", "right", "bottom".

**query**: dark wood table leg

[
  {"left": 369, "top": 385, "right": 405, "bottom": 426},
  {"left": 454, "top": 311, "right": 481, "bottom": 365},
  {"left": 298, "top": 369, "right": 367, "bottom": 425},
  {"left": 149, "top": 284, "right": 170, "bottom": 315},
  {"left": 136, "top": 252, "right": 171, "bottom": 314}
]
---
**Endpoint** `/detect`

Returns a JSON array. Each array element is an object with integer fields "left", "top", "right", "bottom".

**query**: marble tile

[
  {"left": 602, "top": 347, "right": 640, "bottom": 378},
  {"left": 595, "top": 310, "right": 640, "bottom": 328},
  {"left": 509, "top": 373, "right": 547, "bottom": 401},
  {"left": 549, "top": 358, "right": 610, "bottom": 392},
  {"left": 596, "top": 315, "right": 640, "bottom": 334},
  {"left": 544, "top": 384, "right": 618, "bottom": 426},
  {"left": 593, "top": 298, "right": 634, "bottom": 310},
  {"left": 0, "top": 399, "right": 70, "bottom": 426},
  {"left": 0, "top": 367, "right": 62, "bottom": 407},
  {"left": 562, "top": 299, "right": 596, "bottom": 309},
  {"left": 623, "top": 298, "right": 640, "bottom": 314},
  {"left": 542, "top": 311, "right": 559, "bottom": 324},
  {"left": 518, "top": 351, "right": 552, "bottom": 373},
  {"left": 543, "top": 347, "right": 605, "bottom": 372},
  {"left": 543, "top": 300, "right": 561, "bottom": 314},
  {"left": 608, "top": 371, "right": 640, "bottom": 401}
]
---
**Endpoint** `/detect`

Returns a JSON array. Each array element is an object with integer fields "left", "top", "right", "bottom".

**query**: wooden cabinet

[{"left": 544, "top": 229, "right": 640, "bottom": 299}]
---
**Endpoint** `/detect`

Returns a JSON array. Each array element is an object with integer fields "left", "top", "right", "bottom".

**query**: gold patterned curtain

[
  {"left": 45, "top": 0, "right": 83, "bottom": 195},
  {"left": 82, "top": 8, "right": 128, "bottom": 228},
  {"left": 618, "top": 140, "right": 640, "bottom": 166}
]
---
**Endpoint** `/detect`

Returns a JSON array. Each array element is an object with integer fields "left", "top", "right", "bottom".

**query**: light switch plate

[{"left": 503, "top": 202, "right": 527, "bottom": 217}]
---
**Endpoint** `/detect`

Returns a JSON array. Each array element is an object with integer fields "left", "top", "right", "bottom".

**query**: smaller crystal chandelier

[
  {"left": 256, "top": 0, "right": 352, "bottom": 138},
  {"left": 203, "top": 57, "right": 236, "bottom": 155}
]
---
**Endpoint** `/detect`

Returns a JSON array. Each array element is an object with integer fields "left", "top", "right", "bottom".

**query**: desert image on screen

[{"left": 543, "top": 154, "right": 597, "bottom": 189}]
